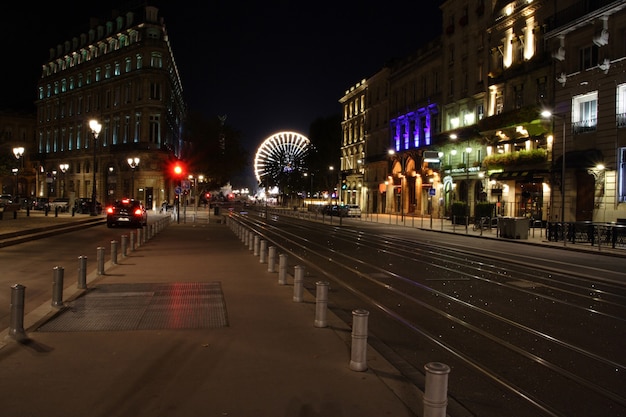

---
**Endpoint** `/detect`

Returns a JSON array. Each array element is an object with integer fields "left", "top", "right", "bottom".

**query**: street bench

[{"left": 0, "top": 203, "right": 21, "bottom": 220}]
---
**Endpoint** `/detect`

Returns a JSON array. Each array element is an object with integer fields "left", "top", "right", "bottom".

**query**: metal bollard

[
  {"left": 136, "top": 228, "right": 142, "bottom": 248},
  {"left": 293, "top": 265, "right": 304, "bottom": 302},
  {"left": 51, "top": 266, "right": 65, "bottom": 307},
  {"left": 253, "top": 235, "right": 260, "bottom": 256},
  {"left": 77, "top": 255, "right": 87, "bottom": 289},
  {"left": 423, "top": 362, "right": 451, "bottom": 417},
  {"left": 97, "top": 246, "right": 105, "bottom": 275},
  {"left": 9, "top": 284, "right": 26, "bottom": 340},
  {"left": 130, "top": 231, "right": 135, "bottom": 252},
  {"left": 121, "top": 235, "right": 128, "bottom": 257},
  {"left": 278, "top": 254, "right": 288, "bottom": 285},
  {"left": 349, "top": 309, "right": 369, "bottom": 371},
  {"left": 314, "top": 281, "right": 329, "bottom": 328},
  {"left": 259, "top": 240, "right": 267, "bottom": 263},
  {"left": 248, "top": 232, "right": 254, "bottom": 251},
  {"left": 143, "top": 226, "right": 147, "bottom": 243},
  {"left": 268, "top": 246, "right": 277, "bottom": 272},
  {"left": 111, "top": 240, "right": 118, "bottom": 265}
]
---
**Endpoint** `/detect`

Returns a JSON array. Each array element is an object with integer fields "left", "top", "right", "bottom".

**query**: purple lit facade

[{"left": 390, "top": 103, "right": 438, "bottom": 152}]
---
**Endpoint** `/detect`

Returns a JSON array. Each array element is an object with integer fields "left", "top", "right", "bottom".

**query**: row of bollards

[
  {"left": 229, "top": 216, "right": 451, "bottom": 417},
  {"left": 7, "top": 217, "right": 172, "bottom": 342}
]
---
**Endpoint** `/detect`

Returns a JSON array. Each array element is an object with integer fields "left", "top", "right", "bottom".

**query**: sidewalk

[{"left": 0, "top": 213, "right": 421, "bottom": 417}]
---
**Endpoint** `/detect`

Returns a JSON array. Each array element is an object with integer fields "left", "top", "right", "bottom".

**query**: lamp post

[
  {"left": 12, "top": 147, "right": 24, "bottom": 198},
  {"left": 59, "top": 163, "right": 69, "bottom": 198},
  {"left": 89, "top": 119, "right": 102, "bottom": 216},
  {"left": 388, "top": 149, "right": 407, "bottom": 222},
  {"left": 541, "top": 110, "right": 567, "bottom": 246},
  {"left": 329, "top": 166, "right": 336, "bottom": 204},
  {"left": 450, "top": 134, "right": 472, "bottom": 222},
  {"left": 127, "top": 157, "right": 140, "bottom": 199}
]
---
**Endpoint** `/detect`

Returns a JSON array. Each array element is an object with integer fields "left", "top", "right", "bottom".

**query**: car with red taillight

[{"left": 106, "top": 198, "right": 147, "bottom": 228}]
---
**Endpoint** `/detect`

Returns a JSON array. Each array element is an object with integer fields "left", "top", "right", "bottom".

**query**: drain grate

[{"left": 37, "top": 282, "right": 229, "bottom": 332}]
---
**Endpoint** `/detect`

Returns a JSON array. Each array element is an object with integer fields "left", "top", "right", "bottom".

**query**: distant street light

[
  {"left": 541, "top": 110, "right": 567, "bottom": 246},
  {"left": 12, "top": 147, "right": 24, "bottom": 198},
  {"left": 89, "top": 119, "right": 102, "bottom": 216},
  {"left": 59, "top": 163, "right": 69, "bottom": 198},
  {"left": 127, "top": 157, "right": 140, "bottom": 199}
]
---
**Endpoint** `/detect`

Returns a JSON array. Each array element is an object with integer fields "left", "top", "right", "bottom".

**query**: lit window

[{"left": 572, "top": 92, "right": 597, "bottom": 134}]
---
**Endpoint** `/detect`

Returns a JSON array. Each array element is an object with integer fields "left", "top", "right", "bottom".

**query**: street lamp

[
  {"left": 12, "top": 147, "right": 24, "bottom": 198},
  {"left": 450, "top": 134, "right": 472, "bottom": 222},
  {"left": 89, "top": 119, "right": 102, "bottom": 216},
  {"left": 541, "top": 110, "right": 567, "bottom": 246},
  {"left": 388, "top": 149, "right": 408, "bottom": 222},
  {"left": 59, "top": 163, "right": 69, "bottom": 198},
  {"left": 127, "top": 157, "right": 140, "bottom": 199}
]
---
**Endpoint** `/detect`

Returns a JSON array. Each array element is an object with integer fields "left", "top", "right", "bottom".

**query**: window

[
  {"left": 572, "top": 92, "right": 597, "bottom": 134},
  {"left": 150, "top": 82, "right": 161, "bottom": 100},
  {"left": 620, "top": 148, "right": 626, "bottom": 202},
  {"left": 150, "top": 52, "right": 163, "bottom": 68},
  {"left": 135, "top": 112, "right": 141, "bottom": 142},
  {"left": 514, "top": 84, "right": 524, "bottom": 109},
  {"left": 537, "top": 77, "right": 547, "bottom": 104},
  {"left": 579, "top": 45, "right": 599, "bottom": 71},
  {"left": 617, "top": 83, "right": 626, "bottom": 127},
  {"left": 495, "top": 91, "right": 504, "bottom": 114},
  {"left": 149, "top": 114, "right": 160, "bottom": 144}
]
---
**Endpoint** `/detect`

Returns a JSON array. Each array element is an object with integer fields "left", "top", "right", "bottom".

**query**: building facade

[
  {"left": 346, "top": 0, "right": 626, "bottom": 225},
  {"left": 35, "top": 5, "right": 186, "bottom": 210}
]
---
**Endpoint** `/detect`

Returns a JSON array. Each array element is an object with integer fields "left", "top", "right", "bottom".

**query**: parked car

[
  {"left": 32, "top": 197, "right": 50, "bottom": 211},
  {"left": 74, "top": 198, "right": 102, "bottom": 214},
  {"left": 0, "top": 194, "right": 13, "bottom": 207},
  {"left": 323, "top": 204, "right": 349, "bottom": 217},
  {"left": 106, "top": 198, "right": 147, "bottom": 228},
  {"left": 49, "top": 197, "right": 70, "bottom": 212},
  {"left": 344, "top": 204, "right": 362, "bottom": 217}
]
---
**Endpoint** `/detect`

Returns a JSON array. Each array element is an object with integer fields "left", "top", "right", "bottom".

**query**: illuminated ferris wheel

[{"left": 254, "top": 131, "right": 311, "bottom": 184}]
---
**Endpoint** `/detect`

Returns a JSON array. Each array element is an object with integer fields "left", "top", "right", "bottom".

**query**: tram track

[{"left": 231, "top": 211, "right": 626, "bottom": 417}]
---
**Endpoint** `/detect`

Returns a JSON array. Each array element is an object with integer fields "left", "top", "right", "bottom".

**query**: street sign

[
  {"left": 181, "top": 180, "right": 190, "bottom": 190},
  {"left": 175, "top": 185, "right": 182, "bottom": 195},
  {"left": 429, "top": 188, "right": 436, "bottom": 196}
]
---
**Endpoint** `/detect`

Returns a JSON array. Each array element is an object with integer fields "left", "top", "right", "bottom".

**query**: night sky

[{"left": 2, "top": 1, "right": 442, "bottom": 153}]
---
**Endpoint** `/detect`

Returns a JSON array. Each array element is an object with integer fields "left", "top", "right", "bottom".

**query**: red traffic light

[
  {"left": 170, "top": 160, "right": 186, "bottom": 177},
  {"left": 205, "top": 192, "right": 211, "bottom": 199}
]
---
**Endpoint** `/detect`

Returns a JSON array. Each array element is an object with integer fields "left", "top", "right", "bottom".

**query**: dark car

[
  {"left": 30, "top": 197, "right": 50, "bottom": 210},
  {"left": 106, "top": 198, "right": 147, "bottom": 228},
  {"left": 31, "top": 197, "right": 50, "bottom": 211},
  {"left": 74, "top": 198, "right": 102, "bottom": 214}
]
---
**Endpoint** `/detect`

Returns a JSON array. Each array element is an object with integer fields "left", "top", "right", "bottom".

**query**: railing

[{"left": 547, "top": 221, "right": 626, "bottom": 249}]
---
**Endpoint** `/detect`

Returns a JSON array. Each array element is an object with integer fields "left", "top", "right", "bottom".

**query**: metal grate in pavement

[{"left": 36, "top": 282, "right": 229, "bottom": 332}]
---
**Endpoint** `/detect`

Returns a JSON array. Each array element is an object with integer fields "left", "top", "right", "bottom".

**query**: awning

[{"left": 490, "top": 170, "right": 547, "bottom": 182}]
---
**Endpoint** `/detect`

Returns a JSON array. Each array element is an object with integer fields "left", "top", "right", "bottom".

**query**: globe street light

[
  {"left": 59, "top": 163, "right": 69, "bottom": 198},
  {"left": 12, "top": 146, "right": 24, "bottom": 198},
  {"left": 127, "top": 157, "right": 140, "bottom": 199},
  {"left": 89, "top": 119, "right": 102, "bottom": 216}
]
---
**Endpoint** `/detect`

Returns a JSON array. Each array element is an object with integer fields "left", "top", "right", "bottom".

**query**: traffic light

[
  {"left": 205, "top": 192, "right": 211, "bottom": 199},
  {"left": 169, "top": 160, "right": 186, "bottom": 178},
  {"left": 341, "top": 180, "right": 347, "bottom": 190}
]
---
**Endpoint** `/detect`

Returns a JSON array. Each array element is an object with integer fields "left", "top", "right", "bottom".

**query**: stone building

[
  {"left": 345, "top": 0, "right": 626, "bottom": 225},
  {"left": 34, "top": 5, "right": 186, "bottom": 210}
]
